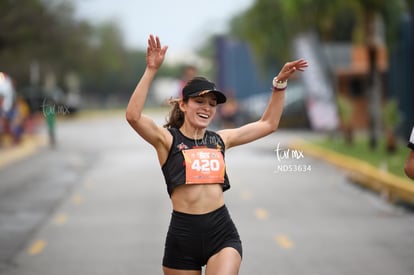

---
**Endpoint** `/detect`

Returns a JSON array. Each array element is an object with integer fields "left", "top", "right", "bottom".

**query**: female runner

[{"left": 126, "top": 35, "right": 308, "bottom": 275}]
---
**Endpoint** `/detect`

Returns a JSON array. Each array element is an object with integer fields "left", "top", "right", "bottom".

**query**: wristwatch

[{"left": 272, "top": 77, "right": 287, "bottom": 90}]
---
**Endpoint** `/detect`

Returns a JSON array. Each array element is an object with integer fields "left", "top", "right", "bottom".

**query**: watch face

[
  {"left": 273, "top": 77, "right": 287, "bottom": 89},
  {"left": 277, "top": 82, "right": 287, "bottom": 89}
]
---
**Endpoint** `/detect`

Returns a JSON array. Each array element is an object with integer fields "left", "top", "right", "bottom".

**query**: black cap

[{"left": 182, "top": 77, "right": 226, "bottom": 104}]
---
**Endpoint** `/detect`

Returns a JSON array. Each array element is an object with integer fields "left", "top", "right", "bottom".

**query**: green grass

[{"left": 314, "top": 135, "right": 409, "bottom": 178}]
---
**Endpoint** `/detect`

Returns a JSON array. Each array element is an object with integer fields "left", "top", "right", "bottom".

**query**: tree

[
  {"left": 0, "top": 0, "right": 154, "bottom": 106},
  {"left": 230, "top": 0, "right": 360, "bottom": 65},
  {"left": 0, "top": 0, "right": 99, "bottom": 91},
  {"left": 382, "top": 99, "right": 401, "bottom": 153},
  {"left": 337, "top": 95, "right": 354, "bottom": 145},
  {"left": 229, "top": 0, "right": 408, "bottom": 148}
]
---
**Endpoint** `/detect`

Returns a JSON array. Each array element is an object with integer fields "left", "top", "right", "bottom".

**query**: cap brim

[{"left": 189, "top": 90, "right": 227, "bottom": 104}]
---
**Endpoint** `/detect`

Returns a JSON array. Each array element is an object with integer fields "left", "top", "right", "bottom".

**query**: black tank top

[{"left": 161, "top": 128, "right": 230, "bottom": 197}]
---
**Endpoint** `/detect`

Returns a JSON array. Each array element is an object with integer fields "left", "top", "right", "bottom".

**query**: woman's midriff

[{"left": 170, "top": 184, "right": 225, "bottom": 214}]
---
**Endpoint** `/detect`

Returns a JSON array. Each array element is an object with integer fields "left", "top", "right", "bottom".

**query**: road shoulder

[{"left": 290, "top": 139, "right": 414, "bottom": 206}]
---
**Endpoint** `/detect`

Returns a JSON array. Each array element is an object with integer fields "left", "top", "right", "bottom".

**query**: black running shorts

[{"left": 162, "top": 204, "right": 242, "bottom": 270}]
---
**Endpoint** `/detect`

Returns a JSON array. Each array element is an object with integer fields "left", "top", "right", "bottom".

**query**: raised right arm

[
  {"left": 126, "top": 35, "right": 170, "bottom": 158},
  {"left": 126, "top": 67, "right": 162, "bottom": 144}
]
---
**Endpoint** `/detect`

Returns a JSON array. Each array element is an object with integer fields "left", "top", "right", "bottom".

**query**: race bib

[{"left": 182, "top": 148, "right": 225, "bottom": 184}]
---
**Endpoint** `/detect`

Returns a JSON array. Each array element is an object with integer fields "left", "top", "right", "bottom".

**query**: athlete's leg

[
  {"left": 205, "top": 247, "right": 242, "bottom": 275},
  {"left": 163, "top": 266, "right": 201, "bottom": 275}
]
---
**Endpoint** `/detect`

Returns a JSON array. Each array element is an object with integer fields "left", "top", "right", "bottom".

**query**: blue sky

[{"left": 73, "top": 0, "right": 255, "bottom": 56}]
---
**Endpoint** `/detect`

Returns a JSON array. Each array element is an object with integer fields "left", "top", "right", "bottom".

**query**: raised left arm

[{"left": 218, "top": 59, "right": 308, "bottom": 149}]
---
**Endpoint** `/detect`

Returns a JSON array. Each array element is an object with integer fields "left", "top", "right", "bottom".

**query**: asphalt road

[{"left": 1, "top": 112, "right": 414, "bottom": 275}]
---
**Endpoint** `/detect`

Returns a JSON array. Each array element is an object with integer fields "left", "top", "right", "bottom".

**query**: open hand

[
  {"left": 276, "top": 59, "right": 308, "bottom": 82},
  {"left": 146, "top": 35, "right": 168, "bottom": 70}
]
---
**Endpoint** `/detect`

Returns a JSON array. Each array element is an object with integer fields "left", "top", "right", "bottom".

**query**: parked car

[
  {"left": 20, "top": 85, "right": 46, "bottom": 114},
  {"left": 240, "top": 82, "right": 310, "bottom": 128}
]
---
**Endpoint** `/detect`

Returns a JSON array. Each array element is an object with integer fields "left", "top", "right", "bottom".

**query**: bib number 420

[
  {"left": 182, "top": 148, "right": 225, "bottom": 184},
  {"left": 191, "top": 159, "right": 220, "bottom": 172}
]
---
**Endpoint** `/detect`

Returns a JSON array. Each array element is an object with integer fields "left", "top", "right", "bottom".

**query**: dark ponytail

[{"left": 163, "top": 98, "right": 186, "bottom": 129}]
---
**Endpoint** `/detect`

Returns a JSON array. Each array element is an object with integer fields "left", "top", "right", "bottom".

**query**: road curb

[
  {"left": 0, "top": 135, "right": 47, "bottom": 168},
  {"left": 290, "top": 139, "right": 414, "bottom": 206}
]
